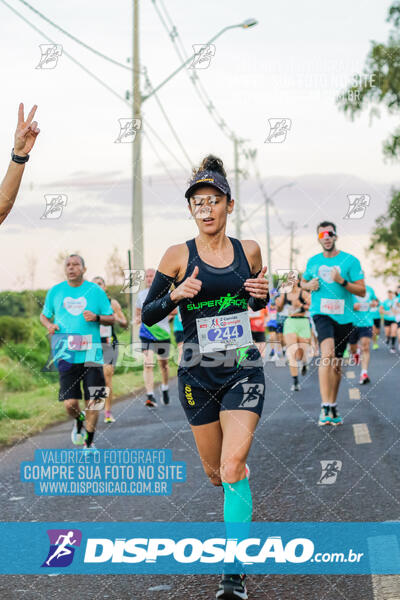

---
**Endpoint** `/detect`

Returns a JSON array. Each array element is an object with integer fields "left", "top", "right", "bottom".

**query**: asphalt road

[{"left": 1, "top": 340, "right": 400, "bottom": 599}]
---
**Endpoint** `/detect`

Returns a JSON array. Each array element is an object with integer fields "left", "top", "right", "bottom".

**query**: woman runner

[
  {"left": 275, "top": 275, "right": 311, "bottom": 391},
  {"left": 142, "top": 155, "right": 269, "bottom": 600}
]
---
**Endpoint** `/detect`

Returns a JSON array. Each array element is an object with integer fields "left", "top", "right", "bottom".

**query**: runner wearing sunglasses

[
  {"left": 301, "top": 222, "right": 365, "bottom": 426},
  {"left": 141, "top": 155, "right": 269, "bottom": 599}
]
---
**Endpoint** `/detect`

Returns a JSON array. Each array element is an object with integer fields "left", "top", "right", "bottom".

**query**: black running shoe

[
  {"left": 216, "top": 574, "right": 247, "bottom": 599},
  {"left": 161, "top": 390, "right": 170, "bottom": 405},
  {"left": 145, "top": 395, "right": 157, "bottom": 408}
]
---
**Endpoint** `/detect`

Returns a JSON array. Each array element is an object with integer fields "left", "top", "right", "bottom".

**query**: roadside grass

[{"left": 0, "top": 362, "right": 178, "bottom": 447}]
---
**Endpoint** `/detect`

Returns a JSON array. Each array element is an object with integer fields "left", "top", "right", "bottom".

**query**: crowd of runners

[{"left": 3, "top": 105, "right": 399, "bottom": 600}]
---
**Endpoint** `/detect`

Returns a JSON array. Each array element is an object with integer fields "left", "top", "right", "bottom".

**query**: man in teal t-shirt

[
  {"left": 301, "top": 221, "right": 365, "bottom": 426},
  {"left": 40, "top": 254, "right": 114, "bottom": 449},
  {"left": 349, "top": 284, "right": 378, "bottom": 384},
  {"left": 381, "top": 290, "right": 398, "bottom": 353}
]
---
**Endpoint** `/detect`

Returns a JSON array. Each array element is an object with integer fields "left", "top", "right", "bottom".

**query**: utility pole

[
  {"left": 132, "top": 0, "right": 143, "bottom": 342},
  {"left": 265, "top": 194, "right": 273, "bottom": 288},
  {"left": 233, "top": 136, "right": 241, "bottom": 238},
  {"left": 288, "top": 221, "right": 295, "bottom": 270}
]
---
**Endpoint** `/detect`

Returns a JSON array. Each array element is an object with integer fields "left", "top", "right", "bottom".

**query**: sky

[{"left": 0, "top": 0, "right": 398, "bottom": 295}]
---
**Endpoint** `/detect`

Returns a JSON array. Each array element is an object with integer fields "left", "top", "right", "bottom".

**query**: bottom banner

[{"left": 2, "top": 522, "right": 399, "bottom": 574}]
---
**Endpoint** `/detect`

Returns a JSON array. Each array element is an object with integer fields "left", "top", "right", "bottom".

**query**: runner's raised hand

[
  {"left": 170, "top": 266, "right": 202, "bottom": 302},
  {"left": 244, "top": 266, "right": 269, "bottom": 299},
  {"left": 14, "top": 103, "right": 40, "bottom": 157}
]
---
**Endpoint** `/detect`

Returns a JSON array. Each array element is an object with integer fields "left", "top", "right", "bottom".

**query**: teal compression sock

[
  {"left": 223, "top": 477, "right": 252, "bottom": 575},
  {"left": 222, "top": 477, "right": 252, "bottom": 523}
]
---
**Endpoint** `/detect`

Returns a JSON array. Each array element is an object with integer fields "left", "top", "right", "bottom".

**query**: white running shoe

[{"left": 71, "top": 420, "right": 85, "bottom": 445}]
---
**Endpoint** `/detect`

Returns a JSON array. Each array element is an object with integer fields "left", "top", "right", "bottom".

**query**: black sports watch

[
  {"left": 96, "top": 314, "right": 100, "bottom": 322},
  {"left": 340, "top": 279, "right": 348, "bottom": 287},
  {"left": 11, "top": 148, "right": 29, "bottom": 164}
]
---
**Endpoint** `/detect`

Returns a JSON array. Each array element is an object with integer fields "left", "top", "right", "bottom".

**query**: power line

[
  {"left": 1, "top": 0, "right": 191, "bottom": 176},
  {"left": 152, "top": 0, "right": 237, "bottom": 141},
  {"left": 16, "top": 0, "right": 141, "bottom": 73},
  {"left": 15, "top": 0, "right": 194, "bottom": 168}
]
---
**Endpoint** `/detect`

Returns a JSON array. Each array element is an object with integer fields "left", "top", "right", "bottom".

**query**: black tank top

[{"left": 177, "top": 237, "right": 262, "bottom": 378}]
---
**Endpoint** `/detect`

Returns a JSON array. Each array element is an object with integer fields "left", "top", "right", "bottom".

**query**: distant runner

[
  {"left": 349, "top": 284, "right": 378, "bottom": 384},
  {"left": 92, "top": 277, "right": 128, "bottom": 423},
  {"left": 136, "top": 268, "right": 172, "bottom": 407}
]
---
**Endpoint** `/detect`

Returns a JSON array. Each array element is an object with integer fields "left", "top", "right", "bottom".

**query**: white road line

[
  {"left": 349, "top": 387, "right": 361, "bottom": 400},
  {"left": 347, "top": 371, "right": 356, "bottom": 379},
  {"left": 352, "top": 423, "right": 372, "bottom": 444},
  {"left": 372, "top": 574, "right": 400, "bottom": 599}
]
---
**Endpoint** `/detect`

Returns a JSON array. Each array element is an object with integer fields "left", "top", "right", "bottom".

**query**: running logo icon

[
  {"left": 189, "top": 44, "right": 216, "bottom": 69},
  {"left": 265, "top": 118, "right": 292, "bottom": 143},
  {"left": 42, "top": 529, "right": 82, "bottom": 568},
  {"left": 121, "top": 269, "right": 145, "bottom": 293},
  {"left": 36, "top": 44, "right": 63, "bottom": 69},
  {"left": 276, "top": 269, "right": 298, "bottom": 293},
  {"left": 115, "top": 119, "right": 141, "bottom": 143},
  {"left": 239, "top": 383, "right": 264, "bottom": 408},
  {"left": 87, "top": 386, "right": 109, "bottom": 411},
  {"left": 344, "top": 194, "right": 370, "bottom": 219},
  {"left": 317, "top": 460, "right": 342, "bottom": 485},
  {"left": 41, "top": 194, "right": 67, "bottom": 219}
]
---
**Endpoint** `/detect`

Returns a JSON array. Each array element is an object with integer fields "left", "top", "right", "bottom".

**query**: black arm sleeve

[
  {"left": 141, "top": 271, "right": 177, "bottom": 326},
  {"left": 248, "top": 294, "right": 269, "bottom": 311}
]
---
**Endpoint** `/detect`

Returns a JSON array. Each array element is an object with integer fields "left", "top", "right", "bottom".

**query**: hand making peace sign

[{"left": 14, "top": 103, "right": 40, "bottom": 157}]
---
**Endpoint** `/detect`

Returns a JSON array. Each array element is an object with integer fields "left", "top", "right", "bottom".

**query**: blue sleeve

[
  {"left": 302, "top": 258, "right": 314, "bottom": 281},
  {"left": 42, "top": 287, "right": 55, "bottom": 319},
  {"left": 97, "top": 288, "right": 113, "bottom": 315},
  {"left": 348, "top": 256, "right": 364, "bottom": 282}
]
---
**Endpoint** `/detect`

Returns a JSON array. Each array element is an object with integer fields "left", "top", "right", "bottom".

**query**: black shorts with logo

[
  {"left": 312, "top": 315, "right": 353, "bottom": 358},
  {"left": 178, "top": 365, "right": 265, "bottom": 426},
  {"left": 57, "top": 360, "right": 106, "bottom": 402}
]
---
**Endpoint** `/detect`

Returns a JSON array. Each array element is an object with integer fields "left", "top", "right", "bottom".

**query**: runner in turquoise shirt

[
  {"left": 382, "top": 290, "right": 398, "bottom": 353},
  {"left": 349, "top": 284, "right": 378, "bottom": 384},
  {"left": 301, "top": 221, "right": 365, "bottom": 427},
  {"left": 40, "top": 254, "right": 114, "bottom": 450}
]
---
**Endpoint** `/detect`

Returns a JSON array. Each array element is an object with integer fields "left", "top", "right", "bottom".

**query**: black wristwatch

[
  {"left": 11, "top": 148, "right": 29, "bottom": 164},
  {"left": 96, "top": 314, "right": 100, "bottom": 322},
  {"left": 340, "top": 279, "right": 348, "bottom": 287}
]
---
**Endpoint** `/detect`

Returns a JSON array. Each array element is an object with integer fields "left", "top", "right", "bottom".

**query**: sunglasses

[
  {"left": 318, "top": 230, "right": 336, "bottom": 239},
  {"left": 190, "top": 194, "right": 222, "bottom": 207}
]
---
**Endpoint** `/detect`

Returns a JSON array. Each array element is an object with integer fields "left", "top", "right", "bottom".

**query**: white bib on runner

[
  {"left": 67, "top": 334, "right": 92, "bottom": 351},
  {"left": 358, "top": 302, "right": 370, "bottom": 312},
  {"left": 320, "top": 298, "right": 345, "bottom": 315},
  {"left": 196, "top": 311, "right": 253, "bottom": 353}
]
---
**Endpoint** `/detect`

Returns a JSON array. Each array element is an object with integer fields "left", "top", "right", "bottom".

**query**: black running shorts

[
  {"left": 312, "top": 315, "right": 353, "bottom": 358},
  {"left": 252, "top": 330, "right": 266, "bottom": 343},
  {"left": 178, "top": 367, "right": 265, "bottom": 426},
  {"left": 140, "top": 337, "right": 171, "bottom": 358},
  {"left": 57, "top": 360, "right": 106, "bottom": 402},
  {"left": 373, "top": 318, "right": 381, "bottom": 329}
]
